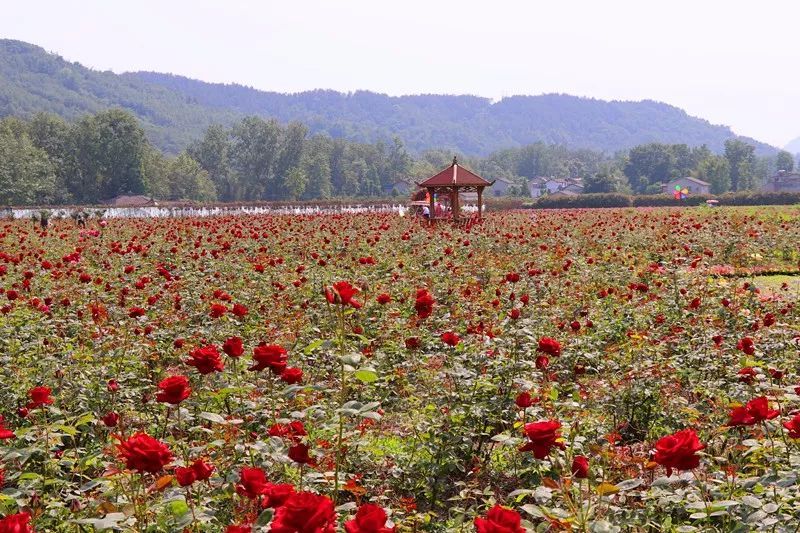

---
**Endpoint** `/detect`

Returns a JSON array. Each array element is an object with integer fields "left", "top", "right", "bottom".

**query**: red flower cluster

[
  {"left": 0, "top": 512, "right": 34, "bottom": 533},
  {"left": 0, "top": 416, "right": 15, "bottom": 440},
  {"left": 441, "top": 331, "right": 460, "bottom": 347},
  {"left": 27, "top": 386, "right": 53, "bottom": 409},
  {"left": 175, "top": 459, "right": 214, "bottom": 487},
  {"left": 270, "top": 491, "right": 336, "bottom": 533},
  {"left": 537, "top": 337, "right": 561, "bottom": 357}
]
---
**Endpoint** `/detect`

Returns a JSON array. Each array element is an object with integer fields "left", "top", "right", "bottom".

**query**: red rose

[
  {"left": 571, "top": 455, "right": 590, "bottom": 478},
  {"left": 262, "top": 483, "right": 296, "bottom": 508},
  {"left": 102, "top": 412, "right": 119, "bottom": 427},
  {"left": 326, "top": 281, "right": 362, "bottom": 309},
  {"left": 727, "top": 396, "right": 779, "bottom": 427},
  {"left": 116, "top": 432, "right": 173, "bottom": 473},
  {"left": 225, "top": 526, "right": 252, "bottom": 533},
  {"left": 27, "top": 386, "right": 53, "bottom": 409},
  {"left": 0, "top": 416, "right": 15, "bottom": 440},
  {"left": 344, "top": 503, "right": 395, "bottom": 533},
  {"left": 783, "top": 414, "right": 800, "bottom": 438},
  {"left": 187, "top": 345, "right": 224, "bottom": 375},
  {"left": 535, "top": 355, "right": 549, "bottom": 369},
  {"left": 209, "top": 303, "right": 227, "bottom": 318},
  {"left": 404, "top": 337, "right": 420, "bottom": 350},
  {"left": 270, "top": 491, "right": 336, "bottom": 533},
  {"left": 738, "top": 367, "right": 757, "bottom": 384},
  {"left": 515, "top": 392, "right": 533, "bottom": 408},
  {"left": 414, "top": 289, "right": 434, "bottom": 319},
  {"left": 231, "top": 303, "right": 248, "bottom": 317},
  {"left": 441, "top": 331, "right": 460, "bottom": 347},
  {"left": 288, "top": 443, "right": 313, "bottom": 465},
  {"left": 222, "top": 336, "right": 245, "bottom": 358},
  {"left": 0, "top": 512, "right": 34, "bottom": 533},
  {"left": 156, "top": 375, "right": 192, "bottom": 405},
  {"left": 249, "top": 343, "right": 288, "bottom": 373},
  {"left": 128, "top": 306, "right": 146, "bottom": 318},
  {"left": 175, "top": 466, "right": 197, "bottom": 487},
  {"left": 376, "top": 293, "right": 391, "bottom": 305},
  {"left": 737, "top": 337, "right": 755, "bottom": 355},
  {"left": 653, "top": 429, "right": 705, "bottom": 475},
  {"left": 236, "top": 467, "right": 268, "bottom": 499},
  {"left": 191, "top": 459, "right": 214, "bottom": 481},
  {"left": 509, "top": 308, "right": 520, "bottom": 320},
  {"left": 519, "top": 420, "right": 562, "bottom": 459},
  {"left": 537, "top": 337, "right": 561, "bottom": 357},
  {"left": 281, "top": 367, "right": 303, "bottom": 384},
  {"left": 474, "top": 505, "right": 524, "bottom": 533}
]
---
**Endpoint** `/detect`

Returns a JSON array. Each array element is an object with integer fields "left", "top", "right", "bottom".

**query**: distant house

[
  {"left": 491, "top": 177, "right": 515, "bottom": 196},
  {"left": 107, "top": 195, "right": 158, "bottom": 207},
  {"left": 762, "top": 170, "right": 800, "bottom": 193},
  {"left": 663, "top": 177, "right": 710, "bottom": 195},
  {"left": 528, "top": 177, "right": 584, "bottom": 198}
]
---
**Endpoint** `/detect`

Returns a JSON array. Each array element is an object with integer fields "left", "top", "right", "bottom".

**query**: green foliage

[
  {"left": 725, "top": 138, "right": 757, "bottom": 191},
  {"left": 529, "top": 191, "right": 800, "bottom": 209},
  {"left": 776, "top": 150, "right": 795, "bottom": 172}
]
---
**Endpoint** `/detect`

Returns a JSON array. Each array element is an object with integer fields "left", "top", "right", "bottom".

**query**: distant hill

[
  {"left": 784, "top": 137, "right": 800, "bottom": 155},
  {"left": 0, "top": 39, "right": 778, "bottom": 156}
]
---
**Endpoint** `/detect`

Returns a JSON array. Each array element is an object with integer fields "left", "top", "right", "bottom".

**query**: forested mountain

[{"left": 0, "top": 39, "right": 776, "bottom": 156}]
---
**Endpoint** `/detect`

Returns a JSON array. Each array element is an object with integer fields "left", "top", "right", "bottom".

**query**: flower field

[{"left": 1, "top": 206, "right": 799, "bottom": 532}]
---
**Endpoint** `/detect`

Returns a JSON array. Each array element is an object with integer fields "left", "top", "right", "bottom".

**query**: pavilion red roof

[{"left": 417, "top": 159, "right": 493, "bottom": 187}]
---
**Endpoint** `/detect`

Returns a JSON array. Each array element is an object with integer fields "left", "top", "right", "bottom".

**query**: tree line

[{"left": 0, "top": 109, "right": 796, "bottom": 205}]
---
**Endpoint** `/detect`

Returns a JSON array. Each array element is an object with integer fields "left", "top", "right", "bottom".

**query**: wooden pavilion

[{"left": 416, "top": 157, "right": 493, "bottom": 222}]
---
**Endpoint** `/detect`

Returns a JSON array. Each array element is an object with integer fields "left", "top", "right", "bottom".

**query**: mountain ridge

[{"left": 0, "top": 39, "right": 778, "bottom": 156}]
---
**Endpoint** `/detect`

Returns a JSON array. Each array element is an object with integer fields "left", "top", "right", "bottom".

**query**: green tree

[
  {"left": 188, "top": 125, "right": 237, "bottom": 201},
  {"left": 623, "top": 143, "right": 676, "bottom": 194},
  {"left": 583, "top": 169, "right": 628, "bottom": 193},
  {"left": 229, "top": 117, "right": 281, "bottom": 200},
  {"left": 695, "top": 155, "right": 730, "bottom": 194},
  {"left": 724, "top": 139, "right": 756, "bottom": 191},
  {"left": 162, "top": 152, "right": 216, "bottom": 201},
  {"left": 776, "top": 150, "right": 794, "bottom": 172},
  {"left": 272, "top": 122, "right": 308, "bottom": 200},
  {"left": 0, "top": 118, "right": 56, "bottom": 204},
  {"left": 301, "top": 138, "right": 332, "bottom": 200}
]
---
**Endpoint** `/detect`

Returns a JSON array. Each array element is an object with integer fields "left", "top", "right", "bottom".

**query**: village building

[{"left": 762, "top": 170, "right": 800, "bottom": 193}]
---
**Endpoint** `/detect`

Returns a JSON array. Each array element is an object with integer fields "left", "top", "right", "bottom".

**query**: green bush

[{"left": 525, "top": 191, "right": 800, "bottom": 209}]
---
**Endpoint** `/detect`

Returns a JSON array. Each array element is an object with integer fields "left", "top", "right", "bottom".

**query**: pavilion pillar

[
  {"left": 477, "top": 187, "right": 483, "bottom": 219},
  {"left": 427, "top": 187, "right": 435, "bottom": 224}
]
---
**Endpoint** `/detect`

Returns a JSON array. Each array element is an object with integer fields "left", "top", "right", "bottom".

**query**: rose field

[{"left": 1, "top": 206, "right": 800, "bottom": 532}]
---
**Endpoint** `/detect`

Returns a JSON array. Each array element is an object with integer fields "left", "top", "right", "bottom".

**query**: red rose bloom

[
  {"left": 571, "top": 455, "right": 590, "bottom": 478},
  {"left": 376, "top": 293, "right": 391, "bottom": 305},
  {"left": 537, "top": 337, "right": 561, "bottom": 357},
  {"left": 156, "top": 375, "right": 192, "bottom": 405},
  {"left": 191, "top": 459, "right": 214, "bottom": 481},
  {"left": 262, "top": 483, "right": 296, "bottom": 508},
  {"left": 236, "top": 467, "right": 268, "bottom": 499},
  {"left": 175, "top": 466, "right": 197, "bottom": 487},
  {"left": 0, "top": 416, "right": 15, "bottom": 440},
  {"left": 27, "top": 386, "right": 53, "bottom": 409},
  {"left": 128, "top": 306, "right": 146, "bottom": 318},
  {"left": 116, "top": 432, "right": 173, "bottom": 473},
  {"left": 515, "top": 392, "right": 533, "bottom": 408},
  {"left": 344, "top": 503, "right": 396, "bottom": 533},
  {"left": 288, "top": 443, "right": 313, "bottom": 465},
  {"left": 738, "top": 367, "right": 757, "bottom": 384},
  {"left": 474, "top": 505, "right": 525, "bottom": 533},
  {"left": 209, "top": 303, "right": 227, "bottom": 318},
  {"left": 737, "top": 336, "right": 755, "bottom": 355},
  {"left": 727, "top": 396, "right": 779, "bottom": 427},
  {"left": 225, "top": 526, "right": 252, "bottom": 533},
  {"left": 281, "top": 367, "right": 303, "bottom": 384},
  {"left": 270, "top": 491, "right": 336, "bottom": 533},
  {"left": 404, "top": 337, "right": 420, "bottom": 350},
  {"left": 187, "top": 345, "right": 224, "bottom": 374},
  {"left": 0, "top": 512, "right": 34, "bottom": 533},
  {"left": 414, "top": 289, "right": 434, "bottom": 319},
  {"left": 783, "top": 414, "right": 800, "bottom": 438},
  {"left": 519, "top": 420, "right": 562, "bottom": 459},
  {"left": 326, "top": 281, "right": 362, "bottom": 309},
  {"left": 653, "top": 429, "right": 705, "bottom": 475},
  {"left": 441, "top": 331, "right": 460, "bottom": 347},
  {"left": 231, "top": 303, "right": 248, "bottom": 317},
  {"left": 222, "top": 336, "right": 245, "bottom": 358},
  {"left": 102, "top": 412, "right": 119, "bottom": 427},
  {"left": 249, "top": 343, "right": 288, "bottom": 373}
]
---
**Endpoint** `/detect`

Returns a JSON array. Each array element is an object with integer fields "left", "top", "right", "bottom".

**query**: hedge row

[{"left": 525, "top": 191, "right": 800, "bottom": 209}]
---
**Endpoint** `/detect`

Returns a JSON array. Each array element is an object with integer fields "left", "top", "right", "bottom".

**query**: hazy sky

[{"left": 2, "top": 0, "right": 799, "bottom": 147}]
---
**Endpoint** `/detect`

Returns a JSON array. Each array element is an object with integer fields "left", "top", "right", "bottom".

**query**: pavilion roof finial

[{"left": 452, "top": 156, "right": 458, "bottom": 166}]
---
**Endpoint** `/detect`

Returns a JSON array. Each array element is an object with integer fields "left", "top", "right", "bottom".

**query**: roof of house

[
  {"left": 770, "top": 171, "right": 800, "bottom": 180},
  {"left": 417, "top": 158, "right": 493, "bottom": 188},
  {"left": 107, "top": 195, "right": 156, "bottom": 207},
  {"left": 667, "top": 176, "right": 710, "bottom": 187}
]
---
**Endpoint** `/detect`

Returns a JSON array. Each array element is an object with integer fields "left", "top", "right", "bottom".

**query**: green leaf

[
  {"left": 198, "top": 412, "right": 227, "bottom": 424},
  {"left": 354, "top": 368, "right": 378, "bottom": 384}
]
